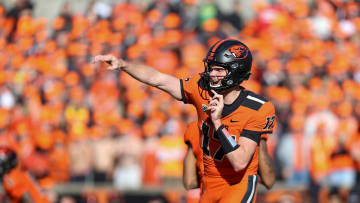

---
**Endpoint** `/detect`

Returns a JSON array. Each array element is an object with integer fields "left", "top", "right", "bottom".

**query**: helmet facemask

[{"left": 202, "top": 60, "right": 251, "bottom": 93}]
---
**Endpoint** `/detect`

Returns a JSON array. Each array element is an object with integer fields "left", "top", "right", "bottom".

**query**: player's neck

[{"left": 222, "top": 87, "right": 241, "bottom": 105}]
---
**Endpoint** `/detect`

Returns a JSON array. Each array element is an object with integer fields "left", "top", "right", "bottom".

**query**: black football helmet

[
  {"left": 201, "top": 39, "right": 252, "bottom": 93},
  {"left": 0, "top": 147, "right": 18, "bottom": 175}
]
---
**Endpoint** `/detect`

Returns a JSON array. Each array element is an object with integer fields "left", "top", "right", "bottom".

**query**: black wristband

[{"left": 216, "top": 125, "right": 240, "bottom": 154}]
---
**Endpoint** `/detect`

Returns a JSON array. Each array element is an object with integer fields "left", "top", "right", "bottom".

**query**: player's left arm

[
  {"left": 209, "top": 90, "right": 275, "bottom": 172},
  {"left": 209, "top": 90, "right": 255, "bottom": 171},
  {"left": 220, "top": 130, "right": 257, "bottom": 172},
  {"left": 258, "top": 138, "right": 276, "bottom": 189}
]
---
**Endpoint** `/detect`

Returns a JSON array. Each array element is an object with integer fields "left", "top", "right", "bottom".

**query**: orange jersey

[
  {"left": 181, "top": 74, "right": 276, "bottom": 182},
  {"left": 184, "top": 121, "right": 203, "bottom": 179},
  {"left": 2, "top": 168, "right": 49, "bottom": 203}
]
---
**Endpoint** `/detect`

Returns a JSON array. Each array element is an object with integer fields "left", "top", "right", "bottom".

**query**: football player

[
  {"left": 0, "top": 147, "right": 50, "bottom": 203},
  {"left": 183, "top": 121, "right": 203, "bottom": 190},
  {"left": 182, "top": 121, "right": 202, "bottom": 203},
  {"left": 94, "top": 38, "right": 276, "bottom": 202}
]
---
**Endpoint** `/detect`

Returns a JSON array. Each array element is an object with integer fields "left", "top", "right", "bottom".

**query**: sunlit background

[{"left": 0, "top": 0, "right": 360, "bottom": 202}]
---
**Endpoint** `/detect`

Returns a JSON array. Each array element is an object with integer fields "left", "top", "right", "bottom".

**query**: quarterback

[{"left": 94, "top": 39, "right": 276, "bottom": 202}]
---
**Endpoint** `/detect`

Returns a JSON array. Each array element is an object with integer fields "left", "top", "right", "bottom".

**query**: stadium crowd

[{"left": 0, "top": 0, "right": 360, "bottom": 202}]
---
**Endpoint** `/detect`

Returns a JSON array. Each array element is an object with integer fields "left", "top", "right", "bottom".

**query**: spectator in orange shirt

[
  {"left": 309, "top": 124, "right": 335, "bottom": 203},
  {"left": 277, "top": 114, "right": 309, "bottom": 186},
  {"left": 0, "top": 147, "right": 50, "bottom": 203}
]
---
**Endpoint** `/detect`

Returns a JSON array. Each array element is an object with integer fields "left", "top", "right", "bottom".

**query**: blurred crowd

[{"left": 0, "top": 0, "right": 360, "bottom": 202}]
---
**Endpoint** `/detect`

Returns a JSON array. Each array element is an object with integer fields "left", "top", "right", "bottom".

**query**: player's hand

[
  {"left": 209, "top": 90, "right": 224, "bottom": 127},
  {"left": 92, "top": 54, "right": 127, "bottom": 71}
]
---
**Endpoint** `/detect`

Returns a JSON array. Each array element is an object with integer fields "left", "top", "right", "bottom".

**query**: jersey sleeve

[
  {"left": 180, "top": 75, "right": 201, "bottom": 105},
  {"left": 241, "top": 102, "right": 276, "bottom": 143},
  {"left": 3, "top": 171, "right": 27, "bottom": 200},
  {"left": 183, "top": 121, "right": 199, "bottom": 148}
]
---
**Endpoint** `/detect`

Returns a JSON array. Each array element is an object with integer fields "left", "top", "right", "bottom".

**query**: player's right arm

[
  {"left": 93, "top": 55, "right": 182, "bottom": 100},
  {"left": 258, "top": 138, "right": 275, "bottom": 189},
  {"left": 182, "top": 121, "right": 200, "bottom": 190}
]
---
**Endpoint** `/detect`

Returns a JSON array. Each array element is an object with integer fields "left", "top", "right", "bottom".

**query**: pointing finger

[
  {"left": 211, "top": 90, "right": 219, "bottom": 100},
  {"left": 211, "top": 90, "right": 223, "bottom": 101},
  {"left": 211, "top": 90, "right": 218, "bottom": 96},
  {"left": 93, "top": 55, "right": 114, "bottom": 63},
  {"left": 93, "top": 55, "right": 107, "bottom": 62},
  {"left": 218, "top": 93, "right": 223, "bottom": 103},
  {"left": 92, "top": 55, "right": 102, "bottom": 63}
]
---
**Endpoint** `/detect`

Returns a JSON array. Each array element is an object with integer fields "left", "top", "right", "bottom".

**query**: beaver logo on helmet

[{"left": 228, "top": 45, "right": 248, "bottom": 59}]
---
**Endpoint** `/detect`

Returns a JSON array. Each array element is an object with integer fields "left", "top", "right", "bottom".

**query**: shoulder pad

[{"left": 241, "top": 92, "right": 268, "bottom": 111}]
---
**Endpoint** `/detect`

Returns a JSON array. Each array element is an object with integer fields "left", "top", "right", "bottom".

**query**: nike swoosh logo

[{"left": 230, "top": 119, "right": 240, "bottom": 123}]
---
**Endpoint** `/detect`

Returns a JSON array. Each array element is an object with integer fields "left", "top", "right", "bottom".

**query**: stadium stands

[{"left": 1, "top": 0, "right": 360, "bottom": 202}]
